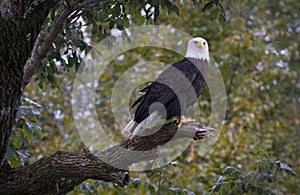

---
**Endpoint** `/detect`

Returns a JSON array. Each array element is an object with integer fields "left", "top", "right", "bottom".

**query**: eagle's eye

[{"left": 203, "top": 42, "right": 206, "bottom": 45}]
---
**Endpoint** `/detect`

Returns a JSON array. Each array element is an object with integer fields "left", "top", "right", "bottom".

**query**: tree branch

[
  {"left": 0, "top": 121, "right": 214, "bottom": 194},
  {"left": 23, "top": 6, "right": 72, "bottom": 86},
  {"left": 22, "top": 0, "right": 110, "bottom": 86},
  {"left": 176, "top": 121, "right": 215, "bottom": 140},
  {"left": 0, "top": 151, "right": 130, "bottom": 194}
]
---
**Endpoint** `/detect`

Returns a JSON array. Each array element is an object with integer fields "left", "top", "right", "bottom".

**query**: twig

[{"left": 157, "top": 170, "right": 162, "bottom": 195}]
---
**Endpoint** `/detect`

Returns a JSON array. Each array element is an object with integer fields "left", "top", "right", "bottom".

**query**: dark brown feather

[{"left": 132, "top": 57, "right": 208, "bottom": 124}]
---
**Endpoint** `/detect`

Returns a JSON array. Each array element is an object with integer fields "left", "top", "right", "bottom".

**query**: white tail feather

[
  {"left": 121, "top": 119, "right": 136, "bottom": 138},
  {"left": 131, "top": 111, "right": 162, "bottom": 137},
  {"left": 122, "top": 111, "right": 163, "bottom": 139}
]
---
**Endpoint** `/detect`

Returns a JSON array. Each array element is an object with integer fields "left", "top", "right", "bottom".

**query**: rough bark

[
  {"left": 0, "top": 0, "right": 59, "bottom": 166},
  {"left": 0, "top": 121, "right": 213, "bottom": 194},
  {"left": 0, "top": 151, "right": 130, "bottom": 195},
  {"left": 96, "top": 121, "right": 214, "bottom": 169}
]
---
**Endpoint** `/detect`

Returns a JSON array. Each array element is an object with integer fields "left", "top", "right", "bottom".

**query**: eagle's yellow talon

[
  {"left": 181, "top": 117, "right": 196, "bottom": 123},
  {"left": 178, "top": 117, "right": 196, "bottom": 128}
]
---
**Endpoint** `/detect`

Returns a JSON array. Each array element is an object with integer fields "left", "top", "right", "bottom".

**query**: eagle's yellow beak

[{"left": 198, "top": 41, "right": 204, "bottom": 48}]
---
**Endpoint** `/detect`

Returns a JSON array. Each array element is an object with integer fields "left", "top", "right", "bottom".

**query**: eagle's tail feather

[
  {"left": 121, "top": 119, "right": 137, "bottom": 138},
  {"left": 121, "top": 111, "right": 162, "bottom": 139},
  {"left": 131, "top": 111, "right": 161, "bottom": 137}
]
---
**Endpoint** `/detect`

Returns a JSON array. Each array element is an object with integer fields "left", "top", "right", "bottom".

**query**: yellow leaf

[
  {"left": 102, "top": 73, "right": 109, "bottom": 79},
  {"left": 257, "top": 114, "right": 263, "bottom": 120},
  {"left": 244, "top": 100, "right": 251, "bottom": 105},
  {"left": 107, "top": 100, "right": 112, "bottom": 107}
]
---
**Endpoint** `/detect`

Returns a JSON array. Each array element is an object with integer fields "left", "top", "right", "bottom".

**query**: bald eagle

[{"left": 122, "top": 37, "right": 210, "bottom": 137}]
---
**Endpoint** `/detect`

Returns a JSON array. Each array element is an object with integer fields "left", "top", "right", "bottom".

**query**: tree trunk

[{"left": 0, "top": 0, "right": 58, "bottom": 165}]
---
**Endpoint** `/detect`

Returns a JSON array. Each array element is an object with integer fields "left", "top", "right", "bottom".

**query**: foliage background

[{"left": 9, "top": 0, "right": 299, "bottom": 194}]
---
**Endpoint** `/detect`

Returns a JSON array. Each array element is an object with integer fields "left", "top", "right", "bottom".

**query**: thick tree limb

[
  {"left": 96, "top": 121, "right": 214, "bottom": 169},
  {"left": 0, "top": 151, "right": 130, "bottom": 195},
  {"left": 0, "top": 121, "right": 214, "bottom": 194}
]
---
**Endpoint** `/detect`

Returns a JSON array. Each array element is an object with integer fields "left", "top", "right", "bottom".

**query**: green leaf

[
  {"left": 169, "top": 187, "right": 182, "bottom": 193},
  {"left": 268, "top": 161, "right": 275, "bottom": 169},
  {"left": 223, "top": 166, "right": 236, "bottom": 175},
  {"left": 256, "top": 186, "right": 264, "bottom": 195},
  {"left": 16, "top": 150, "right": 30, "bottom": 159},
  {"left": 214, "top": 0, "right": 220, "bottom": 5},
  {"left": 132, "top": 178, "right": 141, "bottom": 188},
  {"left": 47, "top": 74, "right": 55, "bottom": 84},
  {"left": 219, "top": 12, "right": 226, "bottom": 26},
  {"left": 209, "top": 182, "right": 228, "bottom": 192},
  {"left": 248, "top": 184, "right": 257, "bottom": 192},
  {"left": 38, "top": 81, "right": 44, "bottom": 89},
  {"left": 22, "top": 97, "right": 42, "bottom": 108},
  {"left": 75, "top": 60, "right": 81, "bottom": 73},
  {"left": 101, "top": 181, "right": 108, "bottom": 189},
  {"left": 268, "top": 174, "right": 273, "bottom": 183},
  {"left": 109, "top": 21, "right": 115, "bottom": 29},
  {"left": 122, "top": 16, "right": 130, "bottom": 28},
  {"left": 23, "top": 122, "right": 34, "bottom": 142},
  {"left": 79, "top": 183, "right": 86, "bottom": 192},
  {"left": 210, "top": 8, "right": 219, "bottom": 20},
  {"left": 202, "top": 1, "right": 214, "bottom": 12},
  {"left": 85, "top": 183, "right": 94, "bottom": 193},
  {"left": 34, "top": 125, "right": 45, "bottom": 139},
  {"left": 49, "top": 61, "right": 58, "bottom": 74},
  {"left": 147, "top": 184, "right": 155, "bottom": 193},
  {"left": 7, "top": 146, "right": 23, "bottom": 167},
  {"left": 48, "top": 50, "right": 61, "bottom": 61},
  {"left": 13, "top": 133, "right": 21, "bottom": 149},
  {"left": 231, "top": 170, "right": 241, "bottom": 179},
  {"left": 256, "top": 173, "right": 268, "bottom": 182},
  {"left": 5, "top": 142, "right": 16, "bottom": 160},
  {"left": 116, "top": 18, "right": 124, "bottom": 30},
  {"left": 67, "top": 54, "right": 78, "bottom": 68},
  {"left": 276, "top": 161, "right": 297, "bottom": 176},
  {"left": 165, "top": 0, "right": 179, "bottom": 16},
  {"left": 262, "top": 188, "right": 274, "bottom": 195},
  {"left": 173, "top": 4, "right": 180, "bottom": 16},
  {"left": 16, "top": 106, "right": 40, "bottom": 119}
]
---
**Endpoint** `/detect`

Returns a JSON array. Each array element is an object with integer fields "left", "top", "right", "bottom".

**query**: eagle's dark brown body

[{"left": 132, "top": 57, "right": 209, "bottom": 124}]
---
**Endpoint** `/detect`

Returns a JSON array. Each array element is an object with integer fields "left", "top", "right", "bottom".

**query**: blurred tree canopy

[{"left": 1, "top": 0, "right": 299, "bottom": 194}]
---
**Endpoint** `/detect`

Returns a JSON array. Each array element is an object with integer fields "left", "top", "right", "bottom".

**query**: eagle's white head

[{"left": 185, "top": 37, "right": 210, "bottom": 63}]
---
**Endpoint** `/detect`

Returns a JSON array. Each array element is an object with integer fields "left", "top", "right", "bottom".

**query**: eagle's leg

[{"left": 178, "top": 116, "right": 196, "bottom": 128}]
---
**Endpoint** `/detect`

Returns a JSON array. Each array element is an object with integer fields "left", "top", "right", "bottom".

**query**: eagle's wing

[{"left": 132, "top": 58, "right": 198, "bottom": 123}]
